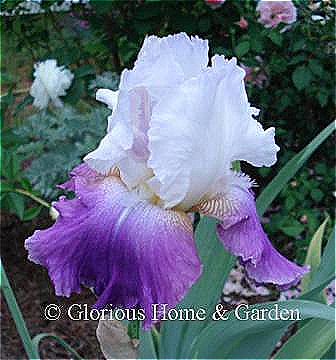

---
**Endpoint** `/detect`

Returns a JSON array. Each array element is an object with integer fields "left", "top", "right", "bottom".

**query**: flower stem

[{"left": 14, "top": 189, "right": 51, "bottom": 209}]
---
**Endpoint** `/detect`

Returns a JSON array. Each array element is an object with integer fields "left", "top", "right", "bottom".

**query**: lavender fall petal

[
  {"left": 213, "top": 186, "right": 308, "bottom": 288},
  {"left": 25, "top": 165, "right": 201, "bottom": 328}
]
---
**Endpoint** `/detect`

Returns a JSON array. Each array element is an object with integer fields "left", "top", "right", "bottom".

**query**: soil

[{"left": 1, "top": 212, "right": 104, "bottom": 359}]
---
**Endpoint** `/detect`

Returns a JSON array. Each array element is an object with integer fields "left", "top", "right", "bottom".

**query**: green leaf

[
  {"left": 1, "top": 151, "right": 20, "bottom": 181},
  {"left": 308, "top": 59, "right": 324, "bottom": 77},
  {"left": 310, "top": 188, "right": 324, "bottom": 202},
  {"left": 256, "top": 121, "right": 335, "bottom": 217},
  {"left": 300, "top": 217, "right": 329, "bottom": 294},
  {"left": 138, "top": 328, "right": 157, "bottom": 359},
  {"left": 127, "top": 319, "right": 139, "bottom": 339},
  {"left": 7, "top": 192, "right": 25, "bottom": 220},
  {"left": 1, "top": 128, "right": 25, "bottom": 148},
  {"left": 32, "top": 333, "right": 82, "bottom": 359},
  {"left": 13, "top": 95, "right": 33, "bottom": 116},
  {"left": 280, "top": 219, "right": 305, "bottom": 237},
  {"left": 22, "top": 206, "right": 42, "bottom": 221},
  {"left": 300, "top": 228, "right": 335, "bottom": 304},
  {"left": 1, "top": 260, "right": 39, "bottom": 359},
  {"left": 317, "top": 89, "right": 329, "bottom": 107},
  {"left": 268, "top": 31, "right": 283, "bottom": 46},
  {"left": 288, "top": 54, "right": 306, "bottom": 65},
  {"left": 315, "top": 162, "right": 327, "bottom": 175},
  {"left": 306, "top": 227, "right": 335, "bottom": 295},
  {"left": 321, "top": 341, "right": 335, "bottom": 359},
  {"left": 235, "top": 41, "right": 250, "bottom": 57},
  {"left": 292, "top": 39, "right": 306, "bottom": 52},
  {"left": 274, "top": 318, "right": 334, "bottom": 359},
  {"left": 258, "top": 166, "right": 272, "bottom": 178},
  {"left": 292, "top": 65, "right": 312, "bottom": 90},
  {"left": 13, "top": 18, "right": 21, "bottom": 33},
  {"left": 284, "top": 195, "right": 296, "bottom": 210},
  {"left": 189, "top": 300, "right": 335, "bottom": 359},
  {"left": 66, "top": 79, "right": 84, "bottom": 105},
  {"left": 0, "top": 181, "right": 14, "bottom": 192},
  {"left": 74, "top": 64, "right": 95, "bottom": 78},
  {"left": 159, "top": 217, "right": 235, "bottom": 359},
  {"left": 20, "top": 178, "right": 33, "bottom": 192}
]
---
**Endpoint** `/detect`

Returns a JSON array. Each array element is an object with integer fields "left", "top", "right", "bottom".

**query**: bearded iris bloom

[{"left": 25, "top": 33, "right": 308, "bottom": 327}]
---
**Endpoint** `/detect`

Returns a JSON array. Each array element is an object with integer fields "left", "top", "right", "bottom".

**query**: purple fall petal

[
  {"left": 207, "top": 186, "right": 308, "bottom": 288},
  {"left": 244, "top": 238, "right": 309, "bottom": 290},
  {"left": 25, "top": 164, "right": 201, "bottom": 328},
  {"left": 198, "top": 186, "right": 264, "bottom": 264}
]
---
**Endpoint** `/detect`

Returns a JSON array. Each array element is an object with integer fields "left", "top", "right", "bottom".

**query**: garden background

[{"left": 1, "top": 0, "right": 335, "bottom": 358}]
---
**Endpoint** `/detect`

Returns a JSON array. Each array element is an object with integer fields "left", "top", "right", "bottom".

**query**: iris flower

[{"left": 25, "top": 33, "right": 307, "bottom": 327}]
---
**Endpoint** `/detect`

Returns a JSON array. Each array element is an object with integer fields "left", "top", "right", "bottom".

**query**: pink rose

[{"left": 256, "top": 0, "right": 297, "bottom": 28}]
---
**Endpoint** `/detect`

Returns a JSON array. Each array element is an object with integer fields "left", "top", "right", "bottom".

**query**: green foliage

[
  {"left": 273, "top": 318, "right": 335, "bottom": 359},
  {"left": 188, "top": 299, "right": 334, "bottom": 359},
  {"left": 32, "top": 333, "right": 82, "bottom": 360},
  {"left": 159, "top": 217, "right": 235, "bottom": 359},
  {"left": 257, "top": 121, "right": 335, "bottom": 263},
  {"left": 0, "top": 259, "right": 39, "bottom": 359},
  {"left": 303, "top": 227, "right": 335, "bottom": 300},
  {"left": 300, "top": 216, "right": 329, "bottom": 294},
  {"left": 13, "top": 105, "right": 109, "bottom": 199},
  {"left": 88, "top": 72, "right": 120, "bottom": 93},
  {"left": 1, "top": 149, "right": 45, "bottom": 221},
  {"left": 1, "top": 259, "right": 83, "bottom": 360}
]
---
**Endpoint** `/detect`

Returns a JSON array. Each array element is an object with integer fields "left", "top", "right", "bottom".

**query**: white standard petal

[
  {"left": 148, "top": 56, "right": 279, "bottom": 209},
  {"left": 120, "top": 33, "right": 209, "bottom": 102},
  {"left": 85, "top": 87, "right": 152, "bottom": 189},
  {"left": 86, "top": 33, "right": 209, "bottom": 191},
  {"left": 211, "top": 55, "right": 279, "bottom": 167},
  {"left": 148, "top": 67, "right": 226, "bottom": 209},
  {"left": 84, "top": 122, "right": 133, "bottom": 174}
]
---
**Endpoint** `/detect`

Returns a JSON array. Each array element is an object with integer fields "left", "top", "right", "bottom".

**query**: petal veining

[
  {"left": 209, "top": 175, "right": 308, "bottom": 288},
  {"left": 25, "top": 164, "right": 201, "bottom": 328}
]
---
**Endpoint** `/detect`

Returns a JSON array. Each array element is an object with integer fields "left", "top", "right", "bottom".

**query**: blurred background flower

[
  {"left": 256, "top": 0, "right": 297, "bottom": 28},
  {"left": 30, "top": 59, "right": 73, "bottom": 109},
  {"left": 205, "top": 0, "right": 227, "bottom": 10}
]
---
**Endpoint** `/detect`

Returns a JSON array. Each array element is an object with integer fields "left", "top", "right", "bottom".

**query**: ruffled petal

[
  {"left": 25, "top": 165, "right": 201, "bottom": 328},
  {"left": 195, "top": 173, "right": 308, "bottom": 288},
  {"left": 148, "top": 66, "right": 226, "bottom": 209},
  {"left": 244, "top": 239, "right": 309, "bottom": 290},
  {"left": 211, "top": 55, "right": 280, "bottom": 167},
  {"left": 122, "top": 33, "right": 209, "bottom": 100},
  {"left": 84, "top": 122, "right": 133, "bottom": 174},
  {"left": 148, "top": 56, "right": 279, "bottom": 209},
  {"left": 85, "top": 87, "right": 152, "bottom": 189},
  {"left": 196, "top": 173, "right": 265, "bottom": 263}
]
